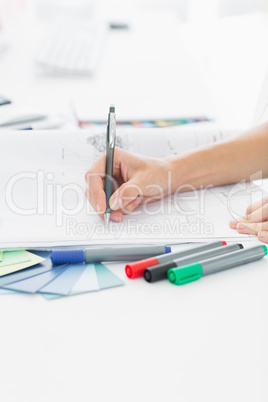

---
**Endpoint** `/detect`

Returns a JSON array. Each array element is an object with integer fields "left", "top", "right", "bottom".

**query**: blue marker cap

[
  {"left": 51, "top": 249, "right": 84, "bottom": 264},
  {"left": 165, "top": 246, "right": 171, "bottom": 253}
]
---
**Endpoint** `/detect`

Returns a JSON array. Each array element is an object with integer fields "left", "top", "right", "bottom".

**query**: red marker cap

[
  {"left": 125, "top": 257, "right": 159, "bottom": 279},
  {"left": 126, "top": 240, "right": 227, "bottom": 278}
]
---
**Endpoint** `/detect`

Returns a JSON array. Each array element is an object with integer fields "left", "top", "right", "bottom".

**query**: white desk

[{"left": 0, "top": 11, "right": 267, "bottom": 402}]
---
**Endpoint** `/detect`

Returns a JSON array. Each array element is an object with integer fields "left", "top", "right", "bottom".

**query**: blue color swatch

[{"left": 0, "top": 250, "right": 124, "bottom": 298}]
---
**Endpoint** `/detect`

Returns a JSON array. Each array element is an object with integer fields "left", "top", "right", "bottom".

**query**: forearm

[{"left": 168, "top": 123, "right": 268, "bottom": 191}]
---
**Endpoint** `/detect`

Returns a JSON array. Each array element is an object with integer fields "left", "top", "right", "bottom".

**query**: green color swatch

[{"left": 0, "top": 250, "right": 30, "bottom": 268}]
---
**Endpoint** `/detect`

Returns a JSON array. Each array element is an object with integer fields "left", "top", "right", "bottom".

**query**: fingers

[
  {"left": 245, "top": 196, "right": 268, "bottom": 215},
  {"left": 85, "top": 148, "right": 136, "bottom": 219},
  {"left": 85, "top": 154, "right": 106, "bottom": 214},
  {"left": 85, "top": 172, "right": 106, "bottom": 215},
  {"left": 85, "top": 147, "right": 169, "bottom": 220},
  {"left": 109, "top": 181, "right": 142, "bottom": 211},
  {"left": 229, "top": 219, "right": 238, "bottom": 229},
  {"left": 258, "top": 231, "right": 268, "bottom": 243},
  {"left": 110, "top": 210, "right": 124, "bottom": 222},
  {"left": 236, "top": 221, "right": 268, "bottom": 235},
  {"left": 235, "top": 221, "right": 268, "bottom": 243},
  {"left": 230, "top": 198, "right": 268, "bottom": 230},
  {"left": 229, "top": 197, "right": 268, "bottom": 243},
  {"left": 120, "top": 196, "right": 142, "bottom": 214},
  {"left": 242, "top": 202, "right": 268, "bottom": 223},
  {"left": 85, "top": 175, "right": 124, "bottom": 222},
  {"left": 230, "top": 219, "right": 268, "bottom": 242},
  {"left": 108, "top": 160, "right": 160, "bottom": 211}
]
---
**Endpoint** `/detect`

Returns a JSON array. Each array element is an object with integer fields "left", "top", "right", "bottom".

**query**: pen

[
  {"left": 125, "top": 240, "right": 227, "bottom": 279},
  {"left": 144, "top": 243, "right": 243, "bottom": 283},
  {"left": 51, "top": 245, "right": 171, "bottom": 264},
  {"left": 104, "top": 105, "right": 116, "bottom": 226},
  {"left": 168, "top": 245, "right": 267, "bottom": 286}
]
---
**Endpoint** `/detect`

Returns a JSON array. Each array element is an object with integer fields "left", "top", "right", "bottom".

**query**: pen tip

[
  {"left": 109, "top": 105, "right": 115, "bottom": 113},
  {"left": 104, "top": 213, "right": 111, "bottom": 227}
]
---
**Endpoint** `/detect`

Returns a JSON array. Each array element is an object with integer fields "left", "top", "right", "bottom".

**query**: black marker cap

[{"left": 144, "top": 261, "right": 176, "bottom": 283}]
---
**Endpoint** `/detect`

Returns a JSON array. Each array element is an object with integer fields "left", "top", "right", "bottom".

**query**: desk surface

[
  {"left": 0, "top": 238, "right": 267, "bottom": 402},
  {"left": 0, "top": 11, "right": 268, "bottom": 402}
]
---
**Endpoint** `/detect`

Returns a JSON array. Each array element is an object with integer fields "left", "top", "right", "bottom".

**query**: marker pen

[
  {"left": 51, "top": 245, "right": 171, "bottom": 264},
  {"left": 168, "top": 245, "right": 267, "bottom": 286},
  {"left": 144, "top": 243, "right": 243, "bottom": 283},
  {"left": 125, "top": 240, "right": 227, "bottom": 279}
]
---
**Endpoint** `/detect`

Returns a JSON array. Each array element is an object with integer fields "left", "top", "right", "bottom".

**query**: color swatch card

[
  {"left": 70, "top": 264, "right": 99, "bottom": 295},
  {"left": 0, "top": 249, "right": 124, "bottom": 298},
  {"left": 0, "top": 289, "right": 15, "bottom": 295},
  {"left": 40, "top": 264, "right": 87, "bottom": 296},
  {"left": 3, "top": 265, "right": 69, "bottom": 293},
  {"left": 0, "top": 251, "right": 54, "bottom": 287},
  {"left": 0, "top": 250, "right": 45, "bottom": 276},
  {"left": 43, "top": 263, "right": 123, "bottom": 297},
  {"left": 42, "top": 264, "right": 100, "bottom": 299},
  {"left": 94, "top": 263, "right": 124, "bottom": 290},
  {"left": 0, "top": 250, "right": 30, "bottom": 267}
]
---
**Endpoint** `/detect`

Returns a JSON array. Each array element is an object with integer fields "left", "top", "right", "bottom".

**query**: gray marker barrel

[
  {"left": 168, "top": 245, "right": 267, "bottom": 286},
  {"left": 125, "top": 240, "right": 227, "bottom": 279},
  {"left": 144, "top": 243, "right": 243, "bottom": 282},
  {"left": 51, "top": 245, "right": 171, "bottom": 264}
]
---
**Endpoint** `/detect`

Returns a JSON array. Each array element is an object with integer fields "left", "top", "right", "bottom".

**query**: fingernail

[
  {"left": 111, "top": 215, "right": 122, "bottom": 222},
  {"left": 230, "top": 219, "right": 238, "bottom": 227},
  {"left": 237, "top": 223, "right": 247, "bottom": 230},
  {"left": 110, "top": 197, "right": 123, "bottom": 210},
  {"left": 134, "top": 197, "right": 141, "bottom": 206},
  {"left": 258, "top": 231, "right": 267, "bottom": 239},
  {"left": 97, "top": 203, "right": 101, "bottom": 214}
]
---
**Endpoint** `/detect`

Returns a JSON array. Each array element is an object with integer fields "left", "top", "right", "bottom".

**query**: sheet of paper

[
  {"left": 40, "top": 263, "right": 86, "bottom": 295},
  {"left": 0, "top": 251, "right": 45, "bottom": 276},
  {"left": 0, "top": 250, "right": 30, "bottom": 267},
  {"left": 0, "top": 128, "right": 262, "bottom": 249},
  {"left": 2, "top": 265, "right": 68, "bottom": 293},
  {"left": 0, "top": 252, "right": 3, "bottom": 261}
]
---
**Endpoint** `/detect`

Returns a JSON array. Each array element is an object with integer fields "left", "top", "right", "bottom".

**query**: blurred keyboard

[{"left": 35, "top": 18, "right": 107, "bottom": 76}]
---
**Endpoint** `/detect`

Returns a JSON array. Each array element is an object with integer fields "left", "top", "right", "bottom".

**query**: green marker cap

[
  {"left": 167, "top": 263, "right": 203, "bottom": 286},
  {"left": 261, "top": 245, "right": 267, "bottom": 256}
]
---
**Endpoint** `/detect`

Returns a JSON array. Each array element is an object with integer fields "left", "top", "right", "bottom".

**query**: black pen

[{"left": 104, "top": 105, "right": 116, "bottom": 226}]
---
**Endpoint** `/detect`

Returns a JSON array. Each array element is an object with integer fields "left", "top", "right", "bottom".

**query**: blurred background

[
  {"left": 1, "top": 0, "right": 268, "bottom": 130},
  {"left": 2, "top": 0, "right": 268, "bottom": 26}
]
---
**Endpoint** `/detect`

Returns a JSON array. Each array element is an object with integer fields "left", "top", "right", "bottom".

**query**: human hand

[
  {"left": 85, "top": 148, "right": 172, "bottom": 222},
  {"left": 229, "top": 196, "right": 268, "bottom": 243}
]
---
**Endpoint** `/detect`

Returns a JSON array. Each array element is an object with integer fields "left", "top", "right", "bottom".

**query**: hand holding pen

[{"left": 85, "top": 149, "right": 171, "bottom": 223}]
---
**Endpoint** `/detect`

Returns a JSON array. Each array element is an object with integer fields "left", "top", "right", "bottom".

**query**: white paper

[{"left": 0, "top": 126, "right": 260, "bottom": 249}]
